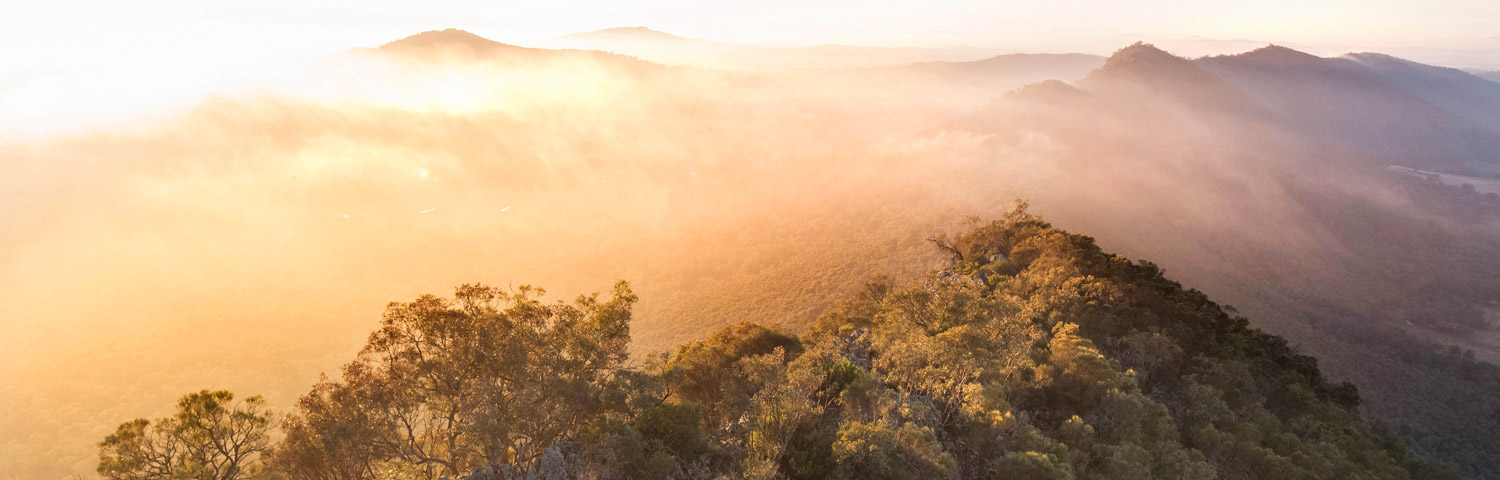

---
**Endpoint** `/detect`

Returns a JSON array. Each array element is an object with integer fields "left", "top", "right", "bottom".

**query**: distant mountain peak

[
  {"left": 1088, "top": 42, "right": 1199, "bottom": 82},
  {"left": 1216, "top": 44, "right": 1324, "bottom": 66},
  {"left": 1083, "top": 42, "right": 1245, "bottom": 108},
  {"left": 379, "top": 28, "right": 515, "bottom": 52},
  {"left": 1251, "top": 44, "right": 1305, "bottom": 55},
  {"left": 1089, "top": 42, "right": 1204, "bottom": 78},
  {"left": 1108, "top": 42, "right": 1175, "bottom": 61}
]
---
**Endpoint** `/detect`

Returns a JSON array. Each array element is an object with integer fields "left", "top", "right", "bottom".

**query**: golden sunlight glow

[{"left": 4, "top": 3, "right": 1500, "bottom": 479}]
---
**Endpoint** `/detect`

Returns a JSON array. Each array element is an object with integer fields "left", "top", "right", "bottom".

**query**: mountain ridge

[
  {"left": 1080, "top": 42, "right": 1249, "bottom": 110},
  {"left": 379, "top": 28, "right": 523, "bottom": 53}
]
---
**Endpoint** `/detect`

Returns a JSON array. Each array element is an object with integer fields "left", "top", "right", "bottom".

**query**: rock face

[
  {"left": 536, "top": 447, "right": 567, "bottom": 480},
  {"left": 457, "top": 445, "right": 571, "bottom": 480},
  {"left": 831, "top": 328, "right": 873, "bottom": 369}
]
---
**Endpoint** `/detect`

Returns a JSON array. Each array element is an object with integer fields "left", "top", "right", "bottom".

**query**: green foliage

[
  {"left": 992, "top": 451, "right": 1074, "bottom": 480},
  {"left": 98, "top": 390, "right": 275, "bottom": 480},
  {"left": 579, "top": 420, "right": 677, "bottom": 480},
  {"left": 666, "top": 322, "right": 804, "bottom": 427},
  {"left": 829, "top": 421, "right": 956, "bottom": 480},
  {"left": 272, "top": 281, "right": 639, "bottom": 479},
  {"left": 782, "top": 420, "right": 838, "bottom": 479},
  {"left": 735, "top": 203, "right": 1450, "bottom": 479},
  {"left": 98, "top": 205, "right": 1458, "bottom": 479},
  {"left": 631, "top": 402, "right": 710, "bottom": 457}
]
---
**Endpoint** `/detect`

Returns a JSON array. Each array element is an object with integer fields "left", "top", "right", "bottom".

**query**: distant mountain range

[
  {"left": 542, "top": 26, "right": 996, "bottom": 69},
  {"left": 1199, "top": 46, "right": 1500, "bottom": 176},
  {"left": 371, "top": 29, "right": 1107, "bottom": 116},
  {"left": 1048, "top": 42, "right": 1500, "bottom": 177},
  {"left": 1473, "top": 70, "right": 1500, "bottom": 83},
  {"left": 561, "top": 26, "right": 689, "bottom": 42},
  {"left": 380, "top": 30, "right": 1500, "bottom": 178},
  {"left": 863, "top": 53, "right": 1106, "bottom": 81},
  {"left": 374, "top": 28, "right": 657, "bottom": 66}
]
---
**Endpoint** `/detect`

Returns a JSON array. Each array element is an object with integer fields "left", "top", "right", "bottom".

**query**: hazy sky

[{"left": 3, "top": 0, "right": 1498, "bottom": 72}]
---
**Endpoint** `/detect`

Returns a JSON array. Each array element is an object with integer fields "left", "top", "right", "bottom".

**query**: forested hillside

[
  {"left": 96, "top": 207, "right": 1452, "bottom": 479},
  {"left": 944, "top": 44, "right": 1500, "bottom": 477}
]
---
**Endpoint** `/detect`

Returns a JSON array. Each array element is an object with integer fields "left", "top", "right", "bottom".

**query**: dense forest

[{"left": 96, "top": 206, "right": 1453, "bottom": 479}]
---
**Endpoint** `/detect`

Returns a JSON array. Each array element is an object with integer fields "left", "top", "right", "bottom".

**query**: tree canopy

[
  {"left": 98, "top": 390, "right": 274, "bottom": 480},
  {"left": 100, "top": 205, "right": 1454, "bottom": 479}
]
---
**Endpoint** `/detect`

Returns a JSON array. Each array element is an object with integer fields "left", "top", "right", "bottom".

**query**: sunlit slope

[
  {"left": 265, "top": 209, "right": 1453, "bottom": 479},
  {"left": 944, "top": 43, "right": 1500, "bottom": 477},
  {"left": 0, "top": 30, "right": 1061, "bottom": 479}
]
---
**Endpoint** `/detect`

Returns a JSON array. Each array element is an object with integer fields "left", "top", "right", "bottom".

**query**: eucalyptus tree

[
  {"left": 274, "top": 282, "right": 638, "bottom": 479},
  {"left": 98, "top": 390, "right": 274, "bottom": 480}
]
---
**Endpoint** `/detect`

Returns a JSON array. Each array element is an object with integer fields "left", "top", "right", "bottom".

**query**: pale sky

[{"left": 2, "top": 0, "right": 1498, "bottom": 72}]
